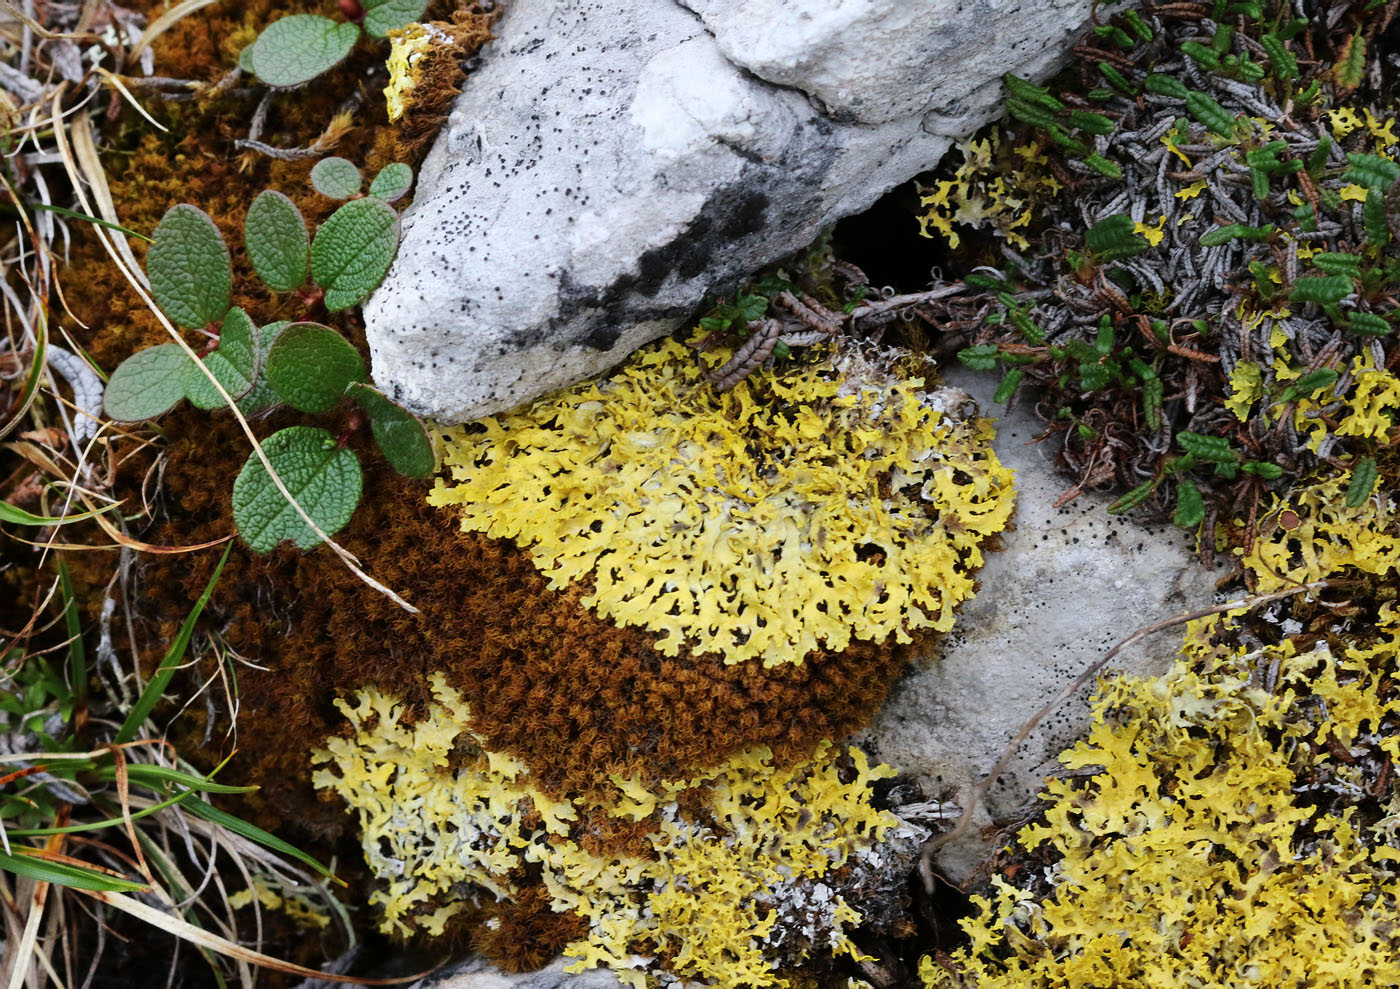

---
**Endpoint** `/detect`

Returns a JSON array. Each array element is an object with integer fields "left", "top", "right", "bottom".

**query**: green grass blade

[
  {"left": 19, "top": 202, "right": 154, "bottom": 242},
  {"left": 0, "top": 500, "right": 121, "bottom": 526},
  {"left": 100, "top": 762, "right": 253, "bottom": 794},
  {"left": 115, "top": 544, "right": 232, "bottom": 744},
  {"left": 183, "top": 797, "right": 342, "bottom": 884},
  {"left": 0, "top": 848, "right": 148, "bottom": 892},
  {"left": 0, "top": 310, "right": 45, "bottom": 442},
  {"left": 8, "top": 789, "right": 194, "bottom": 837},
  {"left": 58, "top": 558, "right": 88, "bottom": 715}
]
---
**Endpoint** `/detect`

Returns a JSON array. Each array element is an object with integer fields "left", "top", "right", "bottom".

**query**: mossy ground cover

[{"left": 5, "top": 0, "right": 1400, "bottom": 986}]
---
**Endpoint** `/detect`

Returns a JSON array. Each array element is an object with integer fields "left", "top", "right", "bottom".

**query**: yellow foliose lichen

[
  {"left": 922, "top": 475, "right": 1400, "bottom": 989},
  {"left": 1239, "top": 470, "right": 1399, "bottom": 592},
  {"left": 1334, "top": 351, "right": 1400, "bottom": 442},
  {"left": 429, "top": 338, "right": 1015, "bottom": 667},
  {"left": 916, "top": 133, "right": 1061, "bottom": 251},
  {"left": 384, "top": 25, "right": 438, "bottom": 122},
  {"left": 312, "top": 675, "right": 921, "bottom": 988}
]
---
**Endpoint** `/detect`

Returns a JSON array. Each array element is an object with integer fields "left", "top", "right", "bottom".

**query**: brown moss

[
  {"left": 64, "top": 0, "right": 491, "bottom": 372},
  {"left": 471, "top": 886, "right": 590, "bottom": 973},
  {"left": 109, "top": 392, "right": 917, "bottom": 847},
  {"left": 57, "top": 0, "right": 915, "bottom": 885},
  {"left": 388, "top": 7, "right": 498, "bottom": 160}
]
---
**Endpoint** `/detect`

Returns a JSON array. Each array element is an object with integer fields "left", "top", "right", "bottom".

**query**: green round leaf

[
  {"left": 310, "top": 197, "right": 400, "bottom": 311},
  {"left": 310, "top": 157, "right": 362, "bottom": 201},
  {"left": 147, "top": 205, "right": 231, "bottom": 329},
  {"left": 367, "top": 162, "right": 413, "bottom": 203},
  {"left": 347, "top": 382, "right": 436, "bottom": 477},
  {"left": 362, "top": 0, "right": 430, "bottom": 38},
  {"left": 237, "top": 322, "right": 292, "bottom": 416},
  {"left": 103, "top": 343, "right": 194, "bottom": 421},
  {"left": 232, "top": 426, "right": 362, "bottom": 552},
  {"left": 264, "top": 323, "right": 367, "bottom": 414},
  {"left": 237, "top": 44, "right": 256, "bottom": 73},
  {"left": 187, "top": 308, "right": 258, "bottom": 410},
  {"left": 244, "top": 191, "right": 309, "bottom": 292},
  {"left": 247, "top": 15, "right": 359, "bottom": 89}
]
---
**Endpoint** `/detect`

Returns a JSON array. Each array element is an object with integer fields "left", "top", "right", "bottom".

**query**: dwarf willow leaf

[
  {"left": 1347, "top": 456, "right": 1378, "bottom": 507},
  {"left": 232, "top": 426, "right": 362, "bottom": 551},
  {"left": 311, "top": 197, "right": 400, "bottom": 310},
  {"left": 1347, "top": 312, "right": 1393, "bottom": 336},
  {"left": 1086, "top": 213, "right": 1149, "bottom": 261},
  {"left": 1143, "top": 74, "right": 1189, "bottom": 99},
  {"left": 1200, "top": 223, "right": 1275, "bottom": 247},
  {"left": 1184, "top": 90, "right": 1236, "bottom": 137},
  {"left": 1067, "top": 109, "right": 1115, "bottom": 135},
  {"left": 238, "top": 322, "right": 292, "bottom": 416},
  {"left": 1333, "top": 30, "right": 1366, "bottom": 90},
  {"left": 1173, "top": 478, "right": 1205, "bottom": 528},
  {"left": 103, "top": 343, "right": 193, "bottom": 421},
  {"left": 1006, "top": 97, "right": 1061, "bottom": 131},
  {"left": 187, "top": 308, "right": 259, "bottom": 410},
  {"left": 1177, "top": 430, "right": 1236, "bottom": 463},
  {"left": 1290, "top": 274, "right": 1352, "bottom": 305},
  {"left": 957, "top": 344, "right": 1000, "bottom": 371},
  {"left": 1259, "top": 33, "right": 1298, "bottom": 80},
  {"left": 362, "top": 0, "right": 430, "bottom": 39},
  {"left": 1364, "top": 187, "right": 1391, "bottom": 248},
  {"left": 1341, "top": 153, "right": 1400, "bottom": 190},
  {"left": 368, "top": 162, "right": 413, "bottom": 203},
  {"left": 310, "top": 157, "right": 362, "bottom": 200},
  {"left": 1281, "top": 368, "right": 1339, "bottom": 402},
  {"left": 244, "top": 191, "right": 309, "bottom": 292},
  {"left": 147, "top": 205, "right": 231, "bottom": 329},
  {"left": 247, "top": 15, "right": 359, "bottom": 89},
  {"left": 1108, "top": 477, "right": 1159, "bottom": 514},
  {"left": 1310, "top": 252, "right": 1362, "bottom": 278},
  {"left": 1002, "top": 73, "right": 1064, "bottom": 111},
  {"left": 265, "top": 323, "right": 367, "bottom": 414},
  {"left": 347, "top": 382, "right": 436, "bottom": 477}
]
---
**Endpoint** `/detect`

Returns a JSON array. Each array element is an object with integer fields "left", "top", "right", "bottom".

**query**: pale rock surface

[
  {"left": 409, "top": 959, "right": 622, "bottom": 989},
  {"left": 365, "top": 0, "right": 1095, "bottom": 423},
  {"left": 864, "top": 369, "right": 1221, "bottom": 881}
]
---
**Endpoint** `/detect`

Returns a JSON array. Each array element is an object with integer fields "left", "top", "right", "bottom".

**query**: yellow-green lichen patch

[
  {"left": 1240, "top": 469, "right": 1400, "bottom": 593},
  {"left": 429, "top": 339, "right": 1015, "bottom": 667},
  {"left": 923, "top": 477, "right": 1400, "bottom": 988},
  {"left": 313, "top": 675, "right": 923, "bottom": 987}
]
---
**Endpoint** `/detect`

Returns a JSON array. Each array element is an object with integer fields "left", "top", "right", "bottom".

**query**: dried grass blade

[{"left": 79, "top": 888, "right": 436, "bottom": 984}]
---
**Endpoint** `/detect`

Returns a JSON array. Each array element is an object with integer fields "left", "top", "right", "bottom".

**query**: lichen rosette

[{"left": 429, "top": 337, "right": 1016, "bottom": 667}]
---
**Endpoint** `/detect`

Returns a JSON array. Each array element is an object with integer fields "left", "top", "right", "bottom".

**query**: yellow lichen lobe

[
  {"left": 429, "top": 338, "right": 1015, "bottom": 666},
  {"left": 924, "top": 476, "right": 1400, "bottom": 989},
  {"left": 313, "top": 675, "right": 913, "bottom": 987},
  {"left": 383, "top": 24, "right": 442, "bottom": 122}
]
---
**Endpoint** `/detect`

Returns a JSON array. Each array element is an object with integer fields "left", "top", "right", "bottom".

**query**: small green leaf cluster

[
  {"left": 1109, "top": 431, "right": 1284, "bottom": 526},
  {"left": 239, "top": 0, "right": 429, "bottom": 89},
  {"left": 103, "top": 159, "right": 433, "bottom": 553},
  {"left": 1084, "top": 214, "right": 1150, "bottom": 262},
  {"left": 698, "top": 280, "right": 797, "bottom": 358},
  {"left": 1003, "top": 73, "right": 1122, "bottom": 178},
  {"left": 943, "top": 0, "right": 1400, "bottom": 535}
]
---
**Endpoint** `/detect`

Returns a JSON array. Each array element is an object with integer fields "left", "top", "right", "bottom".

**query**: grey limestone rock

[
  {"left": 863, "top": 368, "right": 1221, "bottom": 881},
  {"left": 365, "top": 0, "right": 1095, "bottom": 423},
  {"left": 408, "top": 958, "right": 623, "bottom": 989}
]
